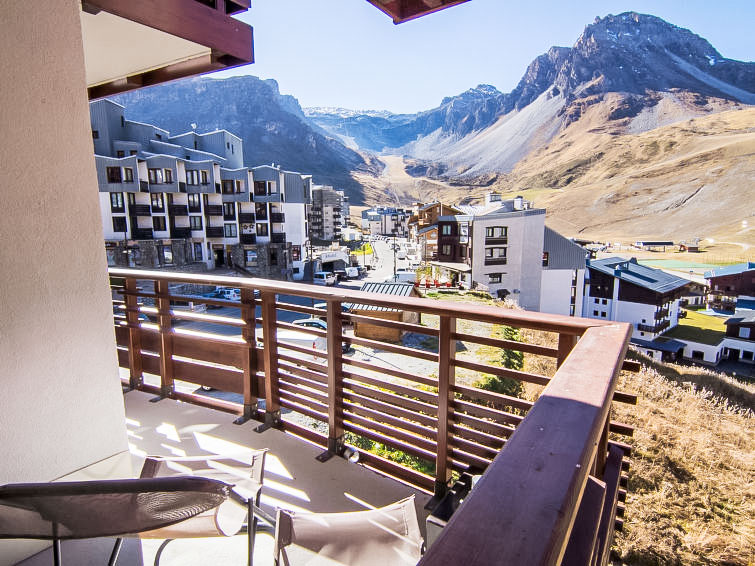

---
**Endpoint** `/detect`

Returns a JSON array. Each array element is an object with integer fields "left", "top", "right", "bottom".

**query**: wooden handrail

[{"left": 418, "top": 323, "right": 631, "bottom": 566}]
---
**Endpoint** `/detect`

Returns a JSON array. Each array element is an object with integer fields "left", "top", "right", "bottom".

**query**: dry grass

[{"left": 612, "top": 363, "right": 754, "bottom": 565}]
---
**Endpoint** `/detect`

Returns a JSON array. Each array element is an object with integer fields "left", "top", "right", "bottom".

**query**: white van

[
  {"left": 313, "top": 271, "right": 336, "bottom": 286},
  {"left": 384, "top": 270, "right": 416, "bottom": 284}
]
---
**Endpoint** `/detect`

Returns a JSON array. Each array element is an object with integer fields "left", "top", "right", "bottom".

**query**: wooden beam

[
  {"left": 326, "top": 300, "right": 345, "bottom": 454},
  {"left": 435, "top": 315, "right": 456, "bottom": 498}
]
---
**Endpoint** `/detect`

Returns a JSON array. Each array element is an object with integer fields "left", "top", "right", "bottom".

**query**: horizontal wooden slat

[
  {"left": 453, "top": 331, "right": 559, "bottom": 358},
  {"left": 278, "top": 375, "right": 329, "bottom": 402},
  {"left": 622, "top": 360, "right": 641, "bottom": 372},
  {"left": 342, "top": 370, "right": 437, "bottom": 404},
  {"left": 344, "top": 412, "right": 437, "bottom": 454},
  {"left": 351, "top": 448, "right": 434, "bottom": 493},
  {"left": 449, "top": 447, "right": 494, "bottom": 471},
  {"left": 343, "top": 421, "right": 437, "bottom": 463},
  {"left": 613, "top": 391, "right": 638, "bottom": 405},
  {"left": 449, "top": 435, "right": 499, "bottom": 460},
  {"left": 344, "top": 312, "right": 438, "bottom": 336},
  {"left": 279, "top": 396, "right": 328, "bottom": 423},
  {"left": 276, "top": 351, "right": 329, "bottom": 372},
  {"left": 453, "top": 412, "right": 516, "bottom": 438},
  {"left": 277, "top": 320, "right": 329, "bottom": 338},
  {"left": 453, "top": 358, "right": 551, "bottom": 386},
  {"left": 342, "top": 390, "right": 436, "bottom": 428},
  {"left": 345, "top": 381, "right": 437, "bottom": 417},
  {"left": 453, "top": 383, "right": 533, "bottom": 412},
  {"left": 277, "top": 362, "right": 328, "bottom": 389},
  {"left": 172, "top": 359, "right": 244, "bottom": 394},
  {"left": 609, "top": 421, "right": 634, "bottom": 437},
  {"left": 343, "top": 401, "right": 437, "bottom": 442},
  {"left": 345, "top": 335, "right": 439, "bottom": 362},
  {"left": 453, "top": 399, "right": 524, "bottom": 427},
  {"left": 274, "top": 302, "right": 322, "bottom": 318},
  {"left": 344, "top": 358, "right": 438, "bottom": 388}
]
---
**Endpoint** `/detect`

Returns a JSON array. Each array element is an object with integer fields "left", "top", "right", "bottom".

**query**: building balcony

[
  {"left": 270, "top": 212, "right": 285, "bottom": 223},
  {"left": 170, "top": 226, "right": 192, "bottom": 238},
  {"left": 168, "top": 204, "right": 189, "bottom": 216},
  {"left": 107, "top": 268, "right": 634, "bottom": 566},
  {"left": 240, "top": 233, "right": 256, "bottom": 245},
  {"left": 224, "top": 213, "right": 237, "bottom": 221},
  {"left": 271, "top": 233, "right": 286, "bottom": 243},
  {"left": 205, "top": 226, "right": 224, "bottom": 238},
  {"left": 654, "top": 308, "right": 669, "bottom": 320},
  {"left": 131, "top": 227, "right": 153, "bottom": 240},
  {"left": 239, "top": 212, "right": 255, "bottom": 223},
  {"left": 188, "top": 205, "right": 202, "bottom": 213},
  {"left": 129, "top": 204, "right": 151, "bottom": 216},
  {"left": 485, "top": 237, "right": 508, "bottom": 245},
  {"left": 205, "top": 205, "right": 223, "bottom": 216},
  {"left": 484, "top": 257, "right": 508, "bottom": 266},
  {"left": 637, "top": 319, "right": 670, "bottom": 334}
]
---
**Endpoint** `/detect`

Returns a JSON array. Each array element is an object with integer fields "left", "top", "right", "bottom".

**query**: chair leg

[
  {"left": 108, "top": 538, "right": 123, "bottom": 566},
  {"left": 52, "top": 538, "right": 62, "bottom": 566},
  {"left": 153, "top": 539, "right": 174, "bottom": 566},
  {"left": 247, "top": 501, "right": 257, "bottom": 566}
]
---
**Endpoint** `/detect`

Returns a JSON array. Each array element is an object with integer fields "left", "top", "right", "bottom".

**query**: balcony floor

[{"left": 19, "top": 389, "right": 430, "bottom": 566}]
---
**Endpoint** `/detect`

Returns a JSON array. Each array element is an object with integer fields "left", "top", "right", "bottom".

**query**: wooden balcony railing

[{"left": 108, "top": 268, "right": 635, "bottom": 565}]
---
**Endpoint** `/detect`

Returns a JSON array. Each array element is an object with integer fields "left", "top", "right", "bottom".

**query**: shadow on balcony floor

[{"left": 18, "top": 389, "right": 430, "bottom": 566}]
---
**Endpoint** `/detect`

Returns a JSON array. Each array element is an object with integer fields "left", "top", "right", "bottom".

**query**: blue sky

[{"left": 215, "top": 0, "right": 755, "bottom": 114}]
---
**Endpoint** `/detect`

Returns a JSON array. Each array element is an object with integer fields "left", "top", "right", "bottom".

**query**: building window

[
  {"left": 222, "top": 180, "right": 235, "bottom": 194},
  {"left": 201, "top": 170, "right": 209, "bottom": 185},
  {"left": 193, "top": 242, "right": 203, "bottom": 261},
  {"left": 485, "top": 226, "right": 507, "bottom": 238},
  {"left": 112, "top": 216, "right": 127, "bottom": 233},
  {"left": 739, "top": 327, "right": 751, "bottom": 339},
  {"left": 123, "top": 167, "right": 133, "bottom": 182},
  {"left": 151, "top": 193, "right": 164, "bottom": 211},
  {"left": 256, "top": 223, "right": 268, "bottom": 236},
  {"left": 602, "top": 299, "right": 608, "bottom": 305},
  {"left": 441, "top": 225, "right": 452, "bottom": 236},
  {"left": 186, "top": 170, "right": 199, "bottom": 185},
  {"left": 441, "top": 244, "right": 452, "bottom": 256},
  {"left": 130, "top": 150, "right": 137, "bottom": 156},
  {"left": 594, "top": 298, "right": 600, "bottom": 304},
  {"left": 116, "top": 150, "right": 125, "bottom": 158},
  {"left": 159, "top": 245, "right": 173, "bottom": 264},
  {"left": 593, "top": 310, "right": 599, "bottom": 316},
  {"left": 106, "top": 167, "right": 122, "bottom": 183},
  {"left": 270, "top": 249, "right": 278, "bottom": 265},
  {"left": 291, "top": 245, "right": 301, "bottom": 261},
  {"left": 742, "top": 350, "right": 753, "bottom": 361},
  {"left": 190, "top": 216, "right": 202, "bottom": 231},
  {"left": 569, "top": 305, "right": 575, "bottom": 316},
  {"left": 459, "top": 246, "right": 467, "bottom": 258},
  {"left": 164, "top": 169, "right": 173, "bottom": 183},
  {"left": 601, "top": 312, "right": 607, "bottom": 318},
  {"left": 148, "top": 168, "right": 163, "bottom": 184},
  {"left": 121, "top": 116, "right": 125, "bottom": 127},
  {"left": 127, "top": 193, "right": 136, "bottom": 207},
  {"left": 542, "top": 252, "right": 549, "bottom": 267},
  {"left": 488, "top": 273, "right": 502, "bottom": 284},
  {"left": 253, "top": 181, "right": 267, "bottom": 196},
  {"left": 255, "top": 202, "right": 268, "bottom": 219},
  {"left": 152, "top": 216, "right": 166, "bottom": 232},
  {"left": 188, "top": 193, "right": 201, "bottom": 212},
  {"left": 155, "top": 133, "right": 162, "bottom": 140},
  {"left": 236, "top": 179, "right": 244, "bottom": 193},
  {"left": 484, "top": 247, "right": 507, "bottom": 263},
  {"left": 110, "top": 192, "right": 124, "bottom": 212},
  {"left": 245, "top": 249, "right": 257, "bottom": 266},
  {"left": 224, "top": 223, "right": 237, "bottom": 238},
  {"left": 92, "top": 130, "right": 99, "bottom": 139},
  {"left": 223, "top": 203, "right": 236, "bottom": 220}
]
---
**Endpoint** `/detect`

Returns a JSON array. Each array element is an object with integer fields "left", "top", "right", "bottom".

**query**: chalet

[
  {"left": 583, "top": 257, "right": 692, "bottom": 340},
  {"left": 705, "top": 262, "right": 755, "bottom": 311},
  {"left": 723, "top": 314, "right": 755, "bottom": 364},
  {"left": 349, "top": 282, "right": 422, "bottom": 342}
]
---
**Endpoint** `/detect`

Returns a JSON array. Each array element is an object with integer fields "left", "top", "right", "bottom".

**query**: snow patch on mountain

[{"left": 665, "top": 51, "right": 755, "bottom": 104}]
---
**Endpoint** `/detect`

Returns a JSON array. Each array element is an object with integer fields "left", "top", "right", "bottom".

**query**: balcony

[
  {"left": 654, "top": 308, "right": 669, "bottom": 320},
  {"left": 240, "top": 233, "right": 256, "bottom": 245},
  {"left": 239, "top": 212, "right": 255, "bottom": 223},
  {"left": 108, "top": 268, "right": 634, "bottom": 566},
  {"left": 271, "top": 233, "right": 286, "bottom": 243},
  {"left": 637, "top": 319, "right": 671, "bottom": 334},
  {"left": 484, "top": 257, "right": 507, "bottom": 266},
  {"left": 170, "top": 226, "right": 192, "bottom": 238},
  {"left": 205, "top": 226, "right": 224, "bottom": 238},
  {"left": 131, "top": 227, "right": 153, "bottom": 239},
  {"left": 205, "top": 204, "right": 223, "bottom": 216},
  {"left": 188, "top": 204, "right": 202, "bottom": 213},
  {"left": 270, "top": 212, "right": 285, "bottom": 223},
  {"left": 129, "top": 204, "right": 151, "bottom": 216},
  {"left": 224, "top": 212, "right": 237, "bottom": 221},
  {"left": 168, "top": 204, "right": 189, "bottom": 216}
]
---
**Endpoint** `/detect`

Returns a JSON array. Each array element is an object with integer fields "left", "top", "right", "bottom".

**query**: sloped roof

[
  {"left": 349, "top": 282, "right": 418, "bottom": 312},
  {"left": 418, "top": 225, "right": 438, "bottom": 235},
  {"left": 725, "top": 313, "right": 755, "bottom": 325},
  {"left": 704, "top": 262, "right": 755, "bottom": 279},
  {"left": 543, "top": 227, "right": 587, "bottom": 270},
  {"left": 631, "top": 338, "right": 686, "bottom": 353},
  {"left": 588, "top": 257, "right": 690, "bottom": 294}
]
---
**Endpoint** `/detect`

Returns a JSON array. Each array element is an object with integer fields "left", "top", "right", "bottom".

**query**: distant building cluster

[{"left": 91, "top": 100, "right": 348, "bottom": 280}]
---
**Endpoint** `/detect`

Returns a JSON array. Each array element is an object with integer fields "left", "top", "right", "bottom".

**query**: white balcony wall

[{"left": 0, "top": 2, "right": 129, "bottom": 564}]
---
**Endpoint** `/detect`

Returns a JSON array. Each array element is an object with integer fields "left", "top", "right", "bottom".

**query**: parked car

[
  {"left": 333, "top": 269, "right": 348, "bottom": 282},
  {"left": 292, "top": 318, "right": 350, "bottom": 353},
  {"left": 384, "top": 270, "right": 416, "bottom": 284},
  {"left": 313, "top": 271, "right": 337, "bottom": 286}
]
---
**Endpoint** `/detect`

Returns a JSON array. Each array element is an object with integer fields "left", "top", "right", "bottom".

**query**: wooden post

[
  {"left": 326, "top": 300, "right": 344, "bottom": 455},
  {"left": 593, "top": 409, "right": 610, "bottom": 477},
  {"left": 258, "top": 290, "right": 280, "bottom": 429},
  {"left": 435, "top": 315, "right": 456, "bottom": 499},
  {"left": 154, "top": 279, "right": 174, "bottom": 400},
  {"left": 557, "top": 333, "right": 579, "bottom": 368},
  {"left": 124, "top": 277, "right": 143, "bottom": 389},
  {"left": 236, "top": 287, "right": 258, "bottom": 424}
]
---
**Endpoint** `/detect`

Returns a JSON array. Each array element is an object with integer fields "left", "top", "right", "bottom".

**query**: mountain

[
  {"left": 307, "top": 12, "right": 755, "bottom": 182},
  {"left": 109, "top": 76, "right": 378, "bottom": 201}
]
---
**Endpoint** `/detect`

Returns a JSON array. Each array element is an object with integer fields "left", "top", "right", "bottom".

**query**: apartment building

[
  {"left": 310, "top": 185, "right": 346, "bottom": 242},
  {"left": 408, "top": 202, "right": 462, "bottom": 260},
  {"left": 92, "top": 101, "right": 311, "bottom": 280},
  {"left": 431, "top": 196, "right": 586, "bottom": 315},
  {"left": 361, "top": 207, "right": 411, "bottom": 237},
  {"left": 582, "top": 257, "right": 691, "bottom": 340},
  {"left": 705, "top": 262, "right": 755, "bottom": 311}
]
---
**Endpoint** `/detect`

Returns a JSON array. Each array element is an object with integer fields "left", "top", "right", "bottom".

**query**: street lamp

[{"left": 392, "top": 228, "right": 398, "bottom": 282}]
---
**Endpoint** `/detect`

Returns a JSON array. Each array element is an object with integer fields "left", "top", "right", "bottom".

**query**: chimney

[{"left": 513, "top": 195, "right": 524, "bottom": 210}]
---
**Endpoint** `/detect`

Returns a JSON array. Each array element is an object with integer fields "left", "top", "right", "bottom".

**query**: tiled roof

[
  {"left": 588, "top": 257, "right": 691, "bottom": 294},
  {"left": 704, "top": 262, "right": 755, "bottom": 279}
]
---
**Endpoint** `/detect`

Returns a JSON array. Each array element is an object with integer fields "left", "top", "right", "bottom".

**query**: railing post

[
  {"left": 326, "top": 300, "right": 344, "bottom": 455},
  {"left": 258, "top": 290, "right": 281, "bottom": 430},
  {"left": 153, "top": 279, "right": 174, "bottom": 401},
  {"left": 124, "top": 276, "right": 143, "bottom": 389},
  {"left": 435, "top": 315, "right": 456, "bottom": 499},
  {"left": 236, "top": 287, "right": 258, "bottom": 425},
  {"left": 557, "top": 333, "right": 579, "bottom": 368},
  {"left": 593, "top": 409, "right": 610, "bottom": 477}
]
